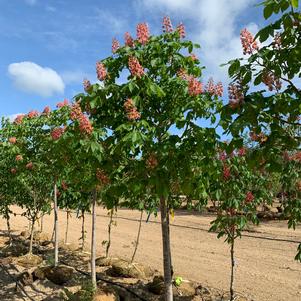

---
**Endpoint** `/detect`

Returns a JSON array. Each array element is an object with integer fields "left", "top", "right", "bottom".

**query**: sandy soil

[{"left": 1, "top": 206, "right": 301, "bottom": 301}]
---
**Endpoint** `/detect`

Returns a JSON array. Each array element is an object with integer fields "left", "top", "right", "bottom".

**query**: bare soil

[{"left": 0, "top": 206, "right": 301, "bottom": 301}]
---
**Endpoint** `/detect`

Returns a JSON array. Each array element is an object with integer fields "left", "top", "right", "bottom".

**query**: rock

[
  {"left": 17, "top": 271, "right": 34, "bottom": 286},
  {"left": 148, "top": 275, "right": 165, "bottom": 295},
  {"left": 33, "top": 265, "right": 75, "bottom": 285},
  {"left": 59, "top": 242, "right": 78, "bottom": 252},
  {"left": 20, "top": 230, "right": 30, "bottom": 238},
  {"left": 33, "top": 231, "right": 50, "bottom": 242},
  {"left": 93, "top": 287, "right": 120, "bottom": 301},
  {"left": 96, "top": 256, "right": 118, "bottom": 267},
  {"left": 16, "top": 254, "right": 43, "bottom": 268},
  {"left": 175, "top": 281, "right": 196, "bottom": 296},
  {"left": 195, "top": 285, "right": 211, "bottom": 296},
  {"left": 110, "top": 260, "right": 153, "bottom": 279}
]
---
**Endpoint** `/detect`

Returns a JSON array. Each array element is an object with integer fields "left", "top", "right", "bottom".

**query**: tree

[{"left": 77, "top": 16, "right": 222, "bottom": 300}]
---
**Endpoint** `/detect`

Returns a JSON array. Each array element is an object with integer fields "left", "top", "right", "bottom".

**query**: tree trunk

[
  {"left": 105, "top": 209, "right": 114, "bottom": 258},
  {"left": 65, "top": 210, "right": 70, "bottom": 244},
  {"left": 91, "top": 190, "right": 97, "bottom": 289},
  {"left": 40, "top": 214, "right": 44, "bottom": 232},
  {"left": 29, "top": 216, "right": 36, "bottom": 254},
  {"left": 81, "top": 210, "right": 86, "bottom": 251},
  {"left": 160, "top": 197, "right": 173, "bottom": 301},
  {"left": 131, "top": 210, "right": 143, "bottom": 263},
  {"left": 230, "top": 240, "right": 235, "bottom": 301},
  {"left": 5, "top": 207, "right": 12, "bottom": 245},
  {"left": 54, "top": 183, "right": 59, "bottom": 267}
]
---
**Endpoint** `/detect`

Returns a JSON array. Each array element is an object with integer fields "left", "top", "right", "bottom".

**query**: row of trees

[{"left": 0, "top": 1, "right": 300, "bottom": 300}]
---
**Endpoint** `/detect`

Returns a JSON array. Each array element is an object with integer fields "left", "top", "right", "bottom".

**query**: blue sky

[{"left": 0, "top": 0, "right": 264, "bottom": 119}]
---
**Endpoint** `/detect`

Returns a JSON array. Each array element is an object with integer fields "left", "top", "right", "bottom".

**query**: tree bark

[
  {"left": 230, "top": 240, "right": 235, "bottom": 301},
  {"left": 54, "top": 183, "right": 59, "bottom": 267},
  {"left": 29, "top": 216, "right": 36, "bottom": 254},
  {"left": 81, "top": 210, "right": 86, "bottom": 251},
  {"left": 65, "top": 210, "right": 70, "bottom": 244},
  {"left": 131, "top": 210, "right": 143, "bottom": 263},
  {"left": 5, "top": 207, "right": 12, "bottom": 245},
  {"left": 91, "top": 190, "right": 97, "bottom": 289},
  {"left": 105, "top": 209, "right": 114, "bottom": 258},
  {"left": 40, "top": 214, "right": 44, "bottom": 232},
  {"left": 160, "top": 197, "right": 173, "bottom": 301}
]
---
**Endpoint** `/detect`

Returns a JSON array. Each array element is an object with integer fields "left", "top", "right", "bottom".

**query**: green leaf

[
  {"left": 291, "top": 0, "right": 299, "bottom": 8},
  {"left": 264, "top": 4, "right": 274, "bottom": 19},
  {"left": 228, "top": 60, "right": 240, "bottom": 77}
]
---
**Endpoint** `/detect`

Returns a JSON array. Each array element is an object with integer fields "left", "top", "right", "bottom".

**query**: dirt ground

[{"left": 0, "top": 206, "right": 301, "bottom": 301}]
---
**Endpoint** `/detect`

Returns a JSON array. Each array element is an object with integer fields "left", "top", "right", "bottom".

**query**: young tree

[{"left": 77, "top": 17, "right": 222, "bottom": 300}]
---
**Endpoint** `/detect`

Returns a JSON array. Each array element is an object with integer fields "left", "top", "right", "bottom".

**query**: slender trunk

[
  {"left": 160, "top": 197, "right": 173, "bottom": 301},
  {"left": 230, "top": 239, "right": 235, "bottom": 301},
  {"left": 6, "top": 211, "right": 12, "bottom": 245},
  {"left": 65, "top": 210, "right": 70, "bottom": 244},
  {"left": 131, "top": 210, "right": 143, "bottom": 263},
  {"left": 105, "top": 209, "right": 113, "bottom": 258},
  {"left": 29, "top": 216, "right": 36, "bottom": 254},
  {"left": 40, "top": 214, "right": 44, "bottom": 232},
  {"left": 91, "top": 190, "right": 97, "bottom": 289},
  {"left": 51, "top": 223, "right": 55, "bottom": 242},
  {"left": 81, "top": 210, "right": 86, "bottom": 251},
  {"left": 54, "top": 183, "right": 59, "bottom": 267}
]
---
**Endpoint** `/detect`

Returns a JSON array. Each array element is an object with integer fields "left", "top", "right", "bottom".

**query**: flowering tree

[
  {"left": 77, "top": 16, "right": 222, "bottom": 300},
  {"left": 209, "top": 146, "right": 273, "bottom": 300},
  {"left": 220, "top": 0, "right": 301, "bottom": 260}
]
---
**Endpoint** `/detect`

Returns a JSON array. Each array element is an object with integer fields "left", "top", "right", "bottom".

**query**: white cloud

[
  {"left": 8, "top": 61, "right": 65, "bottom": 97},
  {"left": 138, "top": 0, "right": 258, "bottom": 83}
]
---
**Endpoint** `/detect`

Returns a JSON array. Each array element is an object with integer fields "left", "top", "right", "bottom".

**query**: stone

[
  {"left": 110, "top": 260, "right": 153, "bottom": 279},
  {"left": 148, "top": 275, "right": 165, "bottom": 295},
  {"left": 33, "top": 231, "right": 50, "bottom": 242},
  {"left": 16, "top": 254, "right": 43, "bottom": 268},
  {"left": 33, "top": 265, "right": 75, "bottom": 285}
]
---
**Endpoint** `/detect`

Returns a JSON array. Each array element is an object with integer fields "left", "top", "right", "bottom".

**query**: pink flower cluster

[
  {"left": 240, "top": 28, "right": 259, "bottom": 55},
  {"left": 43, "top": 106, "right": 51, "bottom": 115},
  {"left": 177, "top": 68, "right": 190, "bottom": 80},
  {"left": 27, "top": 110, "right": 39, "bottom": 118},
  {"left": 228, "top": 83, "right": 244, "bottom": 109},
  {"left": 51, "top": 127, "right": 65, "bottom": 140},
  {"left": 112, "top": 38, "right": 120, "bottom": 53},
  {"left": 96, "top": 62, "right": 107, "bottom": 81},
  {"left": 61, "top": 180, "right": 68, "bottom": 191},
  {"left": 9, "top": 137, "right": 16, "bottom": 144},
  {"left": 57, "top": 99, "right": 69, "bottom": 108},
  {"left": 245, "top": 191, "right": 254, "bottom": 203},
  {"left": 26, "top": 162, "right": 33, "bottom": 170},
  {"left": 137, "top": 22, "right": 149, "bottom": 44},
  {"left": 11, "top": 168, "right": 17, "bottom": 174},
  {"left": 189, "top": 53, "right": 198, "bottom": 61},
  {"left": 96, "top": 169, "right": 110, "bottom": 186},
  {"left": 128, "top": 57, "right": 144, "bottom": 78},
  {"left": 205, "top": 78, "right": 224, "bottom": 97},
  {"left": 237, "top": 147, "right": 247, "bottom": 157},
  {"left": 16, "top": 155, "right": 23, "bottom": 161},
  {"left": 14, "top": 114, "right": 25, "bottom": 124},
  {"left": 249, "top": 132, "right": 267, "bottom": 143},
  {"left": 223, "top": 165, "right": 231, "bottom": 180},
  {"left": 83, "top": 79, "right": 91, "bottom": 92},
  {"left": 70, "top": 102, "right": 93, "bottom": 135},
  {"left": 262, "top": 71, "right": 282, "bottom": 91},
  {"left": 124, "top": 32, "right": 134, "bottom": 47},
  {"left": 79, "top": 114, "right": 93, "bottom": 135},
  {"left": 177, "top": 23, "right": 185, "bottom": 38},
  {"left": 124, "top": 98, "right": 141, "bottom": 120},
  {"left": 146, "top": 153, "right": 158, "bottom": 169},
  {"left": 163, "top": 16, "right": 173, "bottom": 33},
  {"left": 188, "top": 77, "right": 203, "bottom": 96},
  {"left": 273, "top": 33, "right": 282, "bottom": 49}
]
